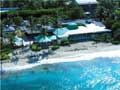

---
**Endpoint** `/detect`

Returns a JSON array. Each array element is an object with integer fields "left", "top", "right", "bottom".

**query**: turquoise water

[{"left": 1, "top": 57, "right": 120, "bottom": 90}]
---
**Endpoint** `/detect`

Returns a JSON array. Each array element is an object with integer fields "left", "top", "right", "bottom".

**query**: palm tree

[
  {"left": 27, "top": 16, "right": 35, "bottom": 33},
  {"left": 13, "top": 16, "right": 23, "bottom": 26},
  {"left": 40, "top": 15, "right": 49, "bottom": 36}
]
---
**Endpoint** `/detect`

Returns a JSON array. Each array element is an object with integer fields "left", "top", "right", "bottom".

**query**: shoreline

[{"left": 1, "top": 49, "right": 120, "bottom": 72}]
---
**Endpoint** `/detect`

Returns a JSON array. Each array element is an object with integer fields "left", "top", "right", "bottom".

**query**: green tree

[
  {"left": 96, "top": 0, "right": 117, "bottom": 20},
  {"left": 67, "top": 6, "right": 85, "bottom": 19},
  {"left": 27, "top": 16, "right": 36, "bottom": 33},
  {"left": 13, "top": 16, "right": 23, "bottom": 26},
  {"left": 113, "top": 29, "right": 120, "bottom": 41},
  {"left": 40, "top": 15, "right": 49, "bottom": 36}
]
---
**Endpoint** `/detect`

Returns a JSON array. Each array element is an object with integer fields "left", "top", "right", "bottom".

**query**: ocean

[{"left": 1, "top": 57, "right": 120, "bottom": 90}]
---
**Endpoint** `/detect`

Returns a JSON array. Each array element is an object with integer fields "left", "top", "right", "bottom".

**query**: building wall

[
  {"left": 68, "top": 32, "right": 111, "bottom": 42},
  {"left": 80, "top": 4, "right": 97, "bottom": 12}
]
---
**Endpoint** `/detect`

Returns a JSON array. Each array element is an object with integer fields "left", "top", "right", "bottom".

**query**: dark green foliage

[
  {"left": 113, "top": 29, "right": 120, "bottom": 40},
  {"left": 95, "top": 0, "right": 118, "bottom": 20},
  {"left": 61, "top": 40, "right": 70, "bottom": 46},
  {"left": 51, "top": 45, "right": 60, "bottom": 50},
  {"left": 13, "top": 16, "right": 23, "bottom": 25},
  {"left": 111, "top": 39, "right": 120, "bottom": 45},
  {"left": 30, "top": 44, "right": 42, "bottom": 51},
  {"left": 2, "top": 18, "right": 14, "bottom": 25},
  {"left": 115, "top": 9, "right": 120, "bottom": 19},
  {"left": 1, "top": 8, "right": 63, "bottom": 18},
  {"left": 111, "top": 22, "right": 120, "bottom": 42},
  {"left": 0, "top": 44, "right": 12, "bottom": 60},
  {"left": 112, "top": 21, "right": 120, "bottom": 31},
  {"left": 103, "top": 18, "right": 115, "bottom": 29},
  {"left": 66, "top": 7, "right": 85, "bottom": 19},
  {"left": 0, "top": 53, "right": 10, "bottom": 60}
]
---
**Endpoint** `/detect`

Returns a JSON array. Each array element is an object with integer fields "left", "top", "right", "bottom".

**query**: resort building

[
  {"left": 76, "top": 0, "right": 98, "bottom": 5},
  {"left": 76, "top": 0, "right": 98, "bottom": 17},
  {"left": 2, "top": 19, "right": 111, "bottom": 46},
  {"left": 54, "top": 20, "right": 111, "bottom": 42}
]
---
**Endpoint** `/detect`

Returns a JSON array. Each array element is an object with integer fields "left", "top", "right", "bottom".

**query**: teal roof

[
  {"left": 34, "top": 35, "right": 51, "bottom": 42},
  {"left": 13, "top": 36, "right": 23, "bottom": 42},
  {"left": 67, "top": 23, "right": 78, "bottom": 30},
  {"left": 53, "top": 28, "right": 68, "bottom": 35},
  {"left": 48, "top": 35, "right": 57, "bottom": 40}
]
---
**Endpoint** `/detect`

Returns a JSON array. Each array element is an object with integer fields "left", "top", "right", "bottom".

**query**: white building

[
  {"left": 54, "top": 21, "right": 111, "bottom": 42},
  {"left": 76, "top": 0, "right": 98, "bottom": 5}
]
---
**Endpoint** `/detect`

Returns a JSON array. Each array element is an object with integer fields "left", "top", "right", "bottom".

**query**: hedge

[
  {"left": 30, "top": 44, "right": 42, "bottom": 51},
  {"left": 0, "top": 53, "right": 10, "bottom": 60},
  {"left": 51, "top": 45, "right": 60, "bottom": 50},
  {"left": 61, "top": 40, "right": 70, "bottom": 46},
  {"left": 1, "top": 8, "right": 64, "bottom": 18}
]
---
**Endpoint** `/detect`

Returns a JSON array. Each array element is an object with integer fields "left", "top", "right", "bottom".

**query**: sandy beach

[{"left": 1, "top": 41, "right": 120, "bottom": 71}]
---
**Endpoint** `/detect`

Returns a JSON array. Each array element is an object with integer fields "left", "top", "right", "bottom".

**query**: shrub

[
  {"left": 1, "top": 8, "right": 63, "bottom": 18},
  {"left": 111, "top": 40, "right": 120, "bottom": 45},
  {"left": 0, "top": 53, "right": 10, "bottom": 60},
  {"left": 115, "top": 9, "right": 120, "bottom": 19},
  {"left": 66, "top": 7, "right": 85, "bottom": 19},
  {"left": 113, "top": 29, "right": 120, "bottom": 41},
  {"left": 112, "top": 21, "right": 120, "bottom": 31},
  {"left": 61, "top": 40, "right": 70, "bottom": 46},
  {"left": 103, "top": 18, "right": 114, "bottom": 29},
  {"left": 51, "top": 45, "right": 60, "bottom": 50},
  {"left": 30, "top": 44, "right": 42, "bottom": 51}
]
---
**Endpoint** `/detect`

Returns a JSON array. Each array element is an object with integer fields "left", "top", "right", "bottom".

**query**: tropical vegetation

[
  {"left": 95, "top": 0, "right": 120, "bottom": 44},
  {"left": 0, "top": 0, "right": 120, "bottom": 60},
  {"left": 30, "top": 44, "right": 42, "bottom": 51}
]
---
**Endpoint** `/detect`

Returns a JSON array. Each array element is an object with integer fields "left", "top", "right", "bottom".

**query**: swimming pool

[{"left": 1, "top": 57, "right": 120, "bottom": 90}]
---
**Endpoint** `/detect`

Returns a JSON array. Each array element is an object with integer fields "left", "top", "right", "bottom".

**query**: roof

[
  {"left": 34, "top": 35, "right": 51, "bottom": 42},
  {"left": 54, "top": 23, "right": 111, "bottom": 38},
  {"left": 67, "top": 23, "right": 111, "bottom": 35},
  {"left": 13, "top": 36, "right": 23, "bottom": 42},
  {"left": 76, "top": 0, "right": 98, "bottom": 5},
  {"left": 62, "top": 19, "right": 106, "bottom": 28},
  {"left": 53, "top": 28, "right": 68, "bottom": 35},
  {"left": 3, "top": 26, "right": 16, "bottom": 32},
  {"left": 48, "top": 35, "right": 57, "bottom": 40}
]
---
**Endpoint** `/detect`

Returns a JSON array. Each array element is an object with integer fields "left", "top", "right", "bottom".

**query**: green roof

[{"left": 66, "top": 23, "right": 78, "bottom": 30}]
